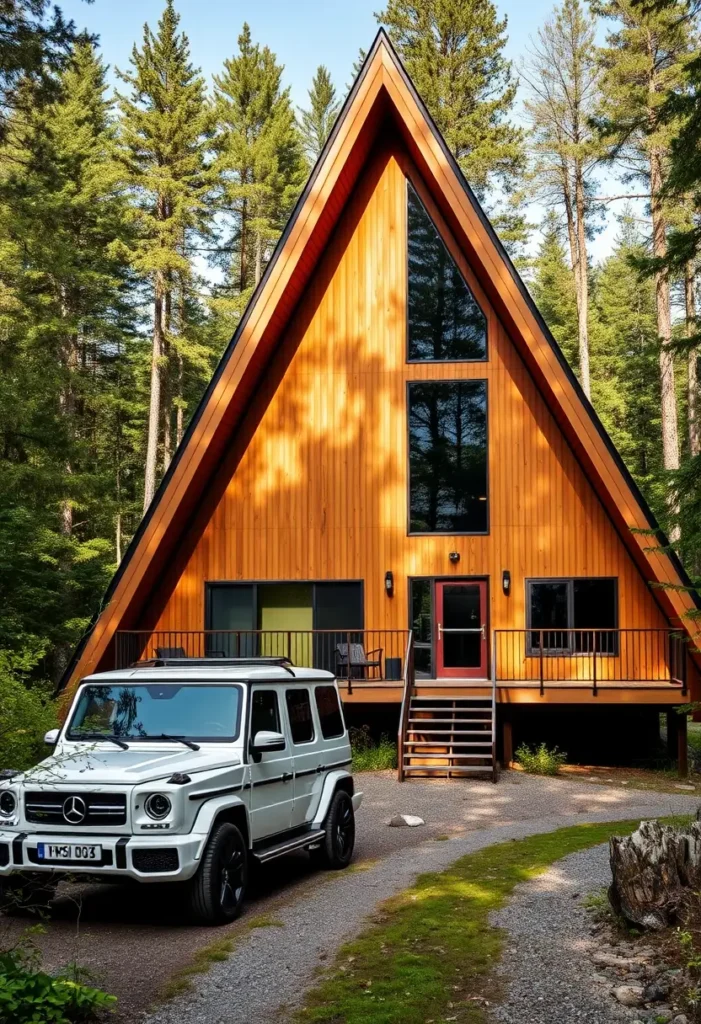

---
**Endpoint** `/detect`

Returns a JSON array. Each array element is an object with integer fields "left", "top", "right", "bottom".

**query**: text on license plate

[{"left": 37, "top": 843, "right": 102, "bottom": 862}]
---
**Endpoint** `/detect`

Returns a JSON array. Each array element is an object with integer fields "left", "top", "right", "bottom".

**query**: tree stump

[{"left": 609, "top": 818, "right": 701, "bottom": 929}]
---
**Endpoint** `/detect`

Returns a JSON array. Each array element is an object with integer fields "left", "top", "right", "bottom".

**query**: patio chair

[
  {"left": 335, "top": 642, "right": 383, "bottom": 680},
  {"left": 155, "top": 646, "right": 186, "bottom": 659}
]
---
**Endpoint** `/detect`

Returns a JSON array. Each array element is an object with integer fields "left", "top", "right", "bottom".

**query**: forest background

[{"left": 2, "top": 0, "right": 700, "bottom": 765}]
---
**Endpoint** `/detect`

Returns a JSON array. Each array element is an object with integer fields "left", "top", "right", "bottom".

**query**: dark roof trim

[
  {"left": 57, "top": 31, "right": 391, "bottom": 694},
  {"left": 377, "top": 30, "right": 699, "bottom": 611}
]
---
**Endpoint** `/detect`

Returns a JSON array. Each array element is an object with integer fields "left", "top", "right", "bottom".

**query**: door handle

[
  {"left": 438, "top": 624, "right": 486, "bottom": 638},
  {"left": 316, "top": 764, "right": 327, "bottom": 773},
  {"left": 282, "top": 772, "right": 293, "bottom": 783}
]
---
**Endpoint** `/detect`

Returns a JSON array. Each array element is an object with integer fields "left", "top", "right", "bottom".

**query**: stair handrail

[
  {"left": 491, "top": 629, "right": 498, "bottom": 782},
  {"left": 397, "top": 629, "right": 414, "bottom": 782}
]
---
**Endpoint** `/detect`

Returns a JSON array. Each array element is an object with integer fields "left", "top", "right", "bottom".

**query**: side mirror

[
  {"left": 44, "top": 729, "right": 59, "bottom": 746},
  {"left": 251, "top": 730, "right": 286, "bottom": 755}
]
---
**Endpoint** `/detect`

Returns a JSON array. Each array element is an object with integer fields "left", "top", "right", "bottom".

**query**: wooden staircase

[{"left": 400, "top": 694, "right": 497, "bottom": 781}]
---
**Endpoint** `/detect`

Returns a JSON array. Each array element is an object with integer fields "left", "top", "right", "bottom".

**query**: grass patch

[
  {"left": 349, "top": 727, "right": 397, "bottom": 772},
  {"left": 296, "top": 818, "right": 690, "bottom": 1024},
  {"left": 158, "top": 937, "right": 235, "bottom": 1001}
]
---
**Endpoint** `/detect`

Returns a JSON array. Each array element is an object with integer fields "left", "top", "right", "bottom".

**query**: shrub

[
  {"left": 0, "top": 944, "right": 116, "bottom": 1024},
  {"left": 0, "top": 651, "right": 57, "bottom": 771},
  {"left": 349, "top": 725, "right": 398, "bottom": 772},
  {"left": 515, "top": 741, "right": 567, "bottom": 776}
]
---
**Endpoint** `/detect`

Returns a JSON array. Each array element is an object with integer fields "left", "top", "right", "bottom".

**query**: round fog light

[
  {"left": 145, "top": 793, "right": 171, "bottom": 820},
  {"left": 0, "top": 791, "right": 16, "bottom": 816}
]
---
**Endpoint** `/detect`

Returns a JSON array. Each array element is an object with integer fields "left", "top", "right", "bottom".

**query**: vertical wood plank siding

[{"left": 150, "top": 139, "right": 669, "bottom": 651}]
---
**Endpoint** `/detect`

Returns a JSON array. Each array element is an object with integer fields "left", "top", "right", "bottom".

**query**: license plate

[{"left": 37, "top": 843, "right": 102, "bottom": 862}]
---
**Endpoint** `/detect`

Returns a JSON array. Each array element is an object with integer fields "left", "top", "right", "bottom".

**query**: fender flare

[
  {"left": 190, "top": 793, "right": 251, "bottom": 853},
  {"left": 312, "top": 770, "right": 354, "bottom": 829}
]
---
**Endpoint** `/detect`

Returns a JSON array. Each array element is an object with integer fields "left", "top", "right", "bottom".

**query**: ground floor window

[
  {"left": 205, "top": 581, "right": 363, "bottom": 672},
  {"left": 527, "top": 578, "right": 618, "bottom": 654}
]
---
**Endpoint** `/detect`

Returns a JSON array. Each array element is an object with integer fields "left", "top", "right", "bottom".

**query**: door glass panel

[
  {"left": 258, "top": 584, "right": 313, "bottom": 663},
  {"left": 443, "top": 585, "right": 481, "bottom": 668},
  {"left": 411, "top": 579, "right": 433, "bottom": 679},
  {"left": 313, "top": 582, "right": 363, "bottom": 672},
  {"left": 529, "top": 581, "right": 569, "bottom": 651},
  {"left": 206, "top": 584, "right": 256, "bottom": 657}
]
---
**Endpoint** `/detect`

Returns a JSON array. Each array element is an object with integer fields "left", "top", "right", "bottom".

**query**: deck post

[
  {"left": 677, "top": 710, "right": 689, "bottom": 779},
  {"left": 502, "top": 715, "right": 513, "bottom": 768}
]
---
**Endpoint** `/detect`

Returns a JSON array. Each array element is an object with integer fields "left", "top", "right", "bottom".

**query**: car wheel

[
  {"left": 186, "top": 822, "right": 248, "bottom": 925},
  {"left": 0, "top": 875, "right": 57, "bottom": 916},
  {"left": 311, "top": 789, "right": 355, "bottom": 870}
]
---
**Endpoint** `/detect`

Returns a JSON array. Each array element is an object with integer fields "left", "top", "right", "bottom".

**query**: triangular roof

[{"left": 60, "top": 29, "right": 699, "bottom": 697}]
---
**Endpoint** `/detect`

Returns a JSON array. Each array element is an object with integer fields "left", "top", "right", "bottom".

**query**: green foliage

[
  {"left": 349, "top": 726, "right": 398, "bottom": 772},
  {"left": 530, "top": 213, "right": 580, "bottom": 369},
  {"left": 0, "top": 943, "right": 116, "bottom": 1024},
  {"left": 376, "top": 0, "right": 524, "bottom": 198},
  {"left": 0, "top": 651, "right": 57, "bottom": 770},
  {"left": 296, "top": 820, "right": 655, "bottom": 1024},
  {"left": 298, "top": 65, "right": 340, "bottom": 163},
  {"left": 515, "top": 742, "right": 567, "bottom": 775}
]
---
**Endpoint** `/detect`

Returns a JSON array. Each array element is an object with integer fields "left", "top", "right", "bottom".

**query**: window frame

[
  {"left": 405, "top": 178, "right": 488, "bottom": 365},
  {"left": 525, "top": 577, "right": 619, "bottom": 657},
  {"left": 284, "top": 687, "right": 316, "bottom": 746},
  {"left": 314, "top": 685, "right": 346, "bottom": 740},
  {"left": 406, "top": 379, "right": 490, "bottom": 537}
]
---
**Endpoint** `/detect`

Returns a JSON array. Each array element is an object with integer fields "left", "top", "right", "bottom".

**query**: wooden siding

[{"left": 148, "top": 139, "right": 670, "bottom": 651}]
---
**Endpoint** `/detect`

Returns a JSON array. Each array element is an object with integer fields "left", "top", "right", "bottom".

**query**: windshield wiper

[
  {"left": 148, "top": 734, "right": 200, "bottom": 751},
  {"left": 74, "top": 732, "right": 130, "bottom": 750}
]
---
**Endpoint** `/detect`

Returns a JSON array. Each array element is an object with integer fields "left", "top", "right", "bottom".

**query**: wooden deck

[{"left": 340, "top": 680, "right": 686, "bottom": 705}]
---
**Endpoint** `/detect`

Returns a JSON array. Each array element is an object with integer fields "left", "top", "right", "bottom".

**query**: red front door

[{"left": 435, "top": 581, "right": 488, "bottom": 679}]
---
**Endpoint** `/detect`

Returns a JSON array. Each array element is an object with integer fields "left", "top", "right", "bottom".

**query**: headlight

[
  {"left": 0, "top": 791, "right": 16, "bottom": 816},
  {"left": 144, "top": 793, "right": 171, "bottom": 820}
]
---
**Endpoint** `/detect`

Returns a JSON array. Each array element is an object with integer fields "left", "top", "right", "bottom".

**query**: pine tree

[
  {"left": 593, "top": 0, "right": 698, "bottom": 492},
  {"left": 212, "top": 24, "right": 306, "bottom": 334},
  {"left": 117, "top": 0, "right": 213, "bottom": 511},
  {"left": 298, "top": 65, "right": 340, "bottom": 163},
  {"left": 0, "top": 39, "right": 138, "bottom": 670},
  {"left": 592, "top": 214, "right": 663, "bottom": 513},
  {"left": 530, "top": 212, "right": 580, "bottom": 370},
  {"left": 0, "top": 0, "right": 80, "bottom": 145},
  {"left": 375, "top": 0, "right": 524, "bottom": 198},
  {"left": 522, "top": 0, "right": 601, "bottom": 399}
]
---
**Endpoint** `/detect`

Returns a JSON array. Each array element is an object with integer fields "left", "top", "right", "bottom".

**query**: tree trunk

[
  {"left": 255, "top": 230, "right": 263, "bottom": 287},
  {"left": 240, "top": 197, "right": 248, "bottom": 292},
  {"left": 609, "top": 819, "right": 701, "bottom": 930},
  {"left": 574, "top": 161, "right": 591, "bottom": 399},
  {"left": 143, "top": 269, "right": 165, "bottom": 513},
  {"left": 686, "top": 261, "right": 699, "bottom": 457}
]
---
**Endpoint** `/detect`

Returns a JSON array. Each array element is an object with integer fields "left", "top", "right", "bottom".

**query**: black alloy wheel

[
  {"left": 185, "top": 822, "right": 248, "bottom": 924},
  {"left": 311, "top": 789, "right": 355, "bottom": 870}
]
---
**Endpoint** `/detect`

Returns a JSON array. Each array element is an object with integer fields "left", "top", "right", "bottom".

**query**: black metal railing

[
  {"left": 494, "top": 628, "right": 688, "bottom": 697},
  {"left": 114, "top": 629, "right": 411, "bottom": 694}
]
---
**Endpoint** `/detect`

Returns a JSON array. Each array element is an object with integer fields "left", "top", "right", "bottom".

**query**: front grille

[
  {"left": 131, "top": 848, "right": 179, "bottom": 873},
  {"left": 25, "top": 791, "right": 127, "bottom": 827}
]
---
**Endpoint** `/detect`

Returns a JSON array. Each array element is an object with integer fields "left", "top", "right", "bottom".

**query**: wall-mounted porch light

[
  {"left": 449, "top": 551, "right": 460, "bottom": 564},
  {"left": 502, "top": 570, "right": 511, "bottom": 596},
  {"left": 385, "top": 571, "right": 394, "bottom": 597}
]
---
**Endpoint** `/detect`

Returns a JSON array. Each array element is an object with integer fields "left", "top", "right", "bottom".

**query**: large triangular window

[{"left": 407, "top": 181, "right": 487, "bottom": 361}]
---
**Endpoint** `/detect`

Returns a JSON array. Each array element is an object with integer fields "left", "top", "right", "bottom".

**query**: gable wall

[{"left": 149, "top": 139, "right": 668, "bottom": 640}]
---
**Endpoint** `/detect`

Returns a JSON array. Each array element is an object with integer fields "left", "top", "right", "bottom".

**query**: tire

[
  {"left": 185, "top": 822, "right": 248, "bottom": 925},
  {"left": 0, "top": 874, "right": 57, "bottom": 916},
  {"left": 310, "top": 789, "right": 355, "bottom": 870}
]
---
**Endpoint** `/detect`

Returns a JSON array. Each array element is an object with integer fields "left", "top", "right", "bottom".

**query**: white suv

[{"left": 0, "top": 658, "right": 362, "bottom": 925}]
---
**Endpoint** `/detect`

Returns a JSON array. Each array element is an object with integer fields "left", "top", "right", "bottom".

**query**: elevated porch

[{"left": 112, "top": 627, "right": 690, "bottom": 705}]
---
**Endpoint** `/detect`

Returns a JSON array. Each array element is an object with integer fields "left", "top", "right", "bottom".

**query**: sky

[{"left": 59, "top": 0, "right": 623, "bottom": 263}]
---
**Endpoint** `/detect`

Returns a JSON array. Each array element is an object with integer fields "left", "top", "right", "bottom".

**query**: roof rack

[{"left": 131, "top": 656, "right": 297, "bottom": 677}]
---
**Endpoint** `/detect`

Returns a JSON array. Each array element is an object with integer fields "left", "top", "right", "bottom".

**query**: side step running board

[{"left": 253, "top": 829, "right": 325, "bottom": 864}]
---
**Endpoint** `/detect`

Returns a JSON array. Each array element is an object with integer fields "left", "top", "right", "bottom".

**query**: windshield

[{"left": 67, "top": 683, "right": 243, "bottom": 743}]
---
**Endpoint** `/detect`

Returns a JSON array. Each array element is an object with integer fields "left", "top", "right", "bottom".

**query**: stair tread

[
  {"left": 406, "top": 729, "right": 491, "bottom": 736},
  {"left": 408, "top": 718, "right": 492, "bottom": 724},
  {"left": 405, "top": 739, "right": 492, "bottom": 746},
  {"left": 404, "top": 753, "right": 493, "bottom": 760},
  {"left": 403, "top": 766, "right": 494, "bottom": 774}
]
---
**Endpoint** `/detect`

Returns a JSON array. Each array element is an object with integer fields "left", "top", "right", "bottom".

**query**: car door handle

[
  {"left": 316, "top": 764, "right": 327, "bottom": 773},
  {"left": 282, "top": 772, "right": 293, "bottom": 783}
]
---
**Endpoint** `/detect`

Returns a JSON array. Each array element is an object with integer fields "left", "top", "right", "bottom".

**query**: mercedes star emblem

[{"left": 62, "top": 795, "right": 87, "bottom": 824}]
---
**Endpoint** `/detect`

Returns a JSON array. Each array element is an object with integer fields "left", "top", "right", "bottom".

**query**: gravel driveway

[
  {"left": 2, "top": 772, "right": 697, "bottom": 1022},
  {"left": 491, "top": 844, "right": 637, "bottom": 1024}
]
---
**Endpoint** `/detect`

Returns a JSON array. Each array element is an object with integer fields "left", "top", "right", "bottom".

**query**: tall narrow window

[
  {"left": 407, "top": 182, "right": 487, "bottom": 361},
  {"left": 408, "top": 380, "right": 488, "bottom": 533}
]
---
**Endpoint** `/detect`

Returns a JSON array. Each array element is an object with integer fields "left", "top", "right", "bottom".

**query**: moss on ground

[{"left": 296, "top": 817, "right": 692, "bottom": 1024}]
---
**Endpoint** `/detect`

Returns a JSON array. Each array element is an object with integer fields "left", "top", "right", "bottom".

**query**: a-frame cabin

[{"left": 61, "top": 31, "right": 700, "bottom": 779}]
